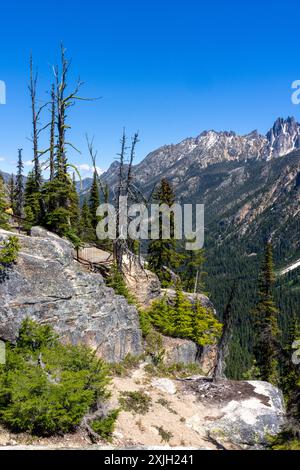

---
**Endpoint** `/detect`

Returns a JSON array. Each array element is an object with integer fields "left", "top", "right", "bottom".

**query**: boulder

[
  {"left": 161, "top": 288, "right": 215, "bottom": 311},
  {"left": 162, "top": 336, "right": 201, "bottom": 365},
  {"left": 0, "top": 228, "right": 142, "bottom": 362},
  {"left": 151, "top": 378, "right": 177, "bottom": 395},
  {"left": 186, "top": 379, "right": 286, "bottom": 447}
]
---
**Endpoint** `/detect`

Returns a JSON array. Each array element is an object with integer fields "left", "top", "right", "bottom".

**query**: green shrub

[
  {"left": 138, "top": 308, "right": 153, "bottom": 336},
  {"left": 144, "top": 361, "right": 204, "bottom": 379},
  {"left": 106, "top": 264, "right": 136, "bottom": 304},
  {"left": 145, "top": 330, "right": 165, "bottom": 365},
  {"left": 155, "top": 425, "right": 173, "bottom": 443},
  {"left": 109, "top": 354, "right": 143, "bottom": 377},
  {"left": 119, "top": 391, "right": 152, "bottom": 414},
  {"left": 0, "top": 320, "right": 111, "bottom": 436},
  {"left": 268, "top": 429, "right": 300, "bottom": 450},
  {"left": 17, "top": 318, "right": 58, "bottom": 351},
  {"left": 0, "top": 236, "right": 20, "bottom": 270},
  {"left": 91, "top": 409, "right": 119, "bottom": 441},
  {"left": 146, "top": 288, "right": 222, "bottom": 347}
]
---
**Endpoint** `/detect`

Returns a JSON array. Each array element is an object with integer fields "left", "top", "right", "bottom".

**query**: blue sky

[{"left": 1, "top": 0, "right": 300, "bottom": 176}]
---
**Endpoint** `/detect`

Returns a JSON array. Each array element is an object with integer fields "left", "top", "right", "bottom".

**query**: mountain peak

[{"left": 266, "top": 116, "right": 300, "bottom": 157}]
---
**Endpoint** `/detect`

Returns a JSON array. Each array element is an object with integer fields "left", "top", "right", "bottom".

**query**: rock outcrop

[
  {"left": 0, "top": 227, "right": 142, "bottom": 362},
  {"left": 122, "top": 253, "right": 161, "bottom": 307},
  {"left": 159, "top": 289, "right": 218, "bottom": 373},
  {"left": 210, "top": 380, "right": 285, "bottom": 446},
  {"left": 185, "top": 378, "right": 286, "bottom": 447},
  {"left": 160, "top": 335, "right": 217, "bottom": 374}
]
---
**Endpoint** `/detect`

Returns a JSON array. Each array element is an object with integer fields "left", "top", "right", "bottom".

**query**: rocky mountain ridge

[{"left": 102, "top": 116, "right": 300, "bottom": 190}]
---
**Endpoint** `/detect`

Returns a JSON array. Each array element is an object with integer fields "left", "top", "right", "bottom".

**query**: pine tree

[
  {"left": 253, "top": 242, "right": 280, "bottom": 384},
  {"left": 171, "top": 287, "right": 194, "bottom": 338},
  {"left": 0, "top": 174, "right": 9, "bottom": 228},
  {"left": 192, "top": 300, "right": 222, "bottom": 348},
  {"left": 78, "top": 198, "right": 94, "bottom": 242},
  {"left": 147, "top": 295, "right": 173, "bottom": 335},
  {"left": 182, "top": 247, "right": 206, "bottom": 293},
  {"left": 106, "top": 263, "right": 135, "bottom": 303},
  {"left": 280, "top": 314, "right": 300, "bottom": 405},
  {"left": 15, "top": 149, "right": 24, "bottom": 217},
  {"left": 70, "top": 173, "right": 80, "bottom": 229},
  {"left": 8, "top": 174, "right": 15, "bottom": 212},
  {"left": 24, "top": 170, "right": 41, "bottom": 228},
  {"left": 148, "top": 179, "right": 183, "bottom": 286},
  {"left": 89, "top": 170, "right": 100, "bottom": 228},
  {"left": 147, "top": 287, "right": 222, "bottom": 346}
]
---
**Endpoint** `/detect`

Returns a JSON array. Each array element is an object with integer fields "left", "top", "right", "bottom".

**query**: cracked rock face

[
  {"left": 185, "top": 379, "right": 286, "bottom": 447},
  {"left": 208, "top": 381, "right": 286, "bottom": 446},
  {"left": 0, "top": 227, "right": 142, "bottom": 362}
]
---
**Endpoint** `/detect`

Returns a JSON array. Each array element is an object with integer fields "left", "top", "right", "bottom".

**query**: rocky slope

[
  {"left": 0, "top": 226, "right": 142, "bottom": 362},
  {"left": 0, "top": 226, "right": 218, "bottom": 369}
]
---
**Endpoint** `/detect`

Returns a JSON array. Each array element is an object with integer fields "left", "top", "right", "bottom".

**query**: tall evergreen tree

[
  {"left": 0, "top": 174, "right": 9, "bottom": 228},
  {"left": 24, "top": 170, "right": 41, "bottom": 228},
  {"left": 148, "top": 179, "right": 183, "bottom": 286},
  {"left": 89, "top": 171, "right": 100, "bottom": 228},
  {"left": 253, "top": 242, "right": 280, "bottom": 384},
  {"left": 8, "top": 174, "right": 15, "bottom": 212},
  {"left": 78, "top": 198, "right": 94, "bottom": 242},
  {"left": 182, "top": 247, "right": 206, "bottom": 293},
  {"left": 15, "top": 149, "right": 24, "bottom": 217},
  {"left": 280, "top": 314, "right": 300, "bottom": 406},
  {"left": 171, "top": 287, "right": 194, "bottom": 338}
]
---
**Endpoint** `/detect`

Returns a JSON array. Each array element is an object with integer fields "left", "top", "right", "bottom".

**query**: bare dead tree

[
  {"left": 29, "top": 55, "right": 49, "bottom": 189},
  {"left": 125, "top": 132, "right": 139, "bottom": 195},
  {"left": 52, "top": 44, "right": 97, "bottom": 181},
  {"left": 49, "top": 84, "right": 56, "bottom": 181},
  {"left": 212, "top": 282, "right": 236, "bottom": 381},
  {"left": 86, "top": 134, "right": 106, "bottom": 198},
  {"left": 112, "top": 130, "right": 142, "bottom": 270},
  {"left": 113, "top": 130, "right": 127, "bottom": 268}
]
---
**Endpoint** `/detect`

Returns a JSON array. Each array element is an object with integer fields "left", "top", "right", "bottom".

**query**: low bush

[
  {"left": 0, "top": 319, "right": 111, "bottom": 436},
  {"left": 91, "top": 409, "right": 120, "bottom": 441},
  {"left": 146, "top": 287, "right": 222, "bottom": 347},
  {"left": 119, "top": 391, "right": 152, "bottom": 414},
  {"left": 0, "top": 236, "right": 20, "bottom": 270}
]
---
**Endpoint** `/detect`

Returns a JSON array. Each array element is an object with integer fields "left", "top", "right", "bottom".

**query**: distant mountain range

[{"left": 101, "top": 116, "right": 300, "bottom": 189}]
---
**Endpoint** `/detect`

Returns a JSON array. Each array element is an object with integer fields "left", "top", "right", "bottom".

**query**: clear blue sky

[{"left": 1, "top": 0, "right": 300, "bottom": 176}]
